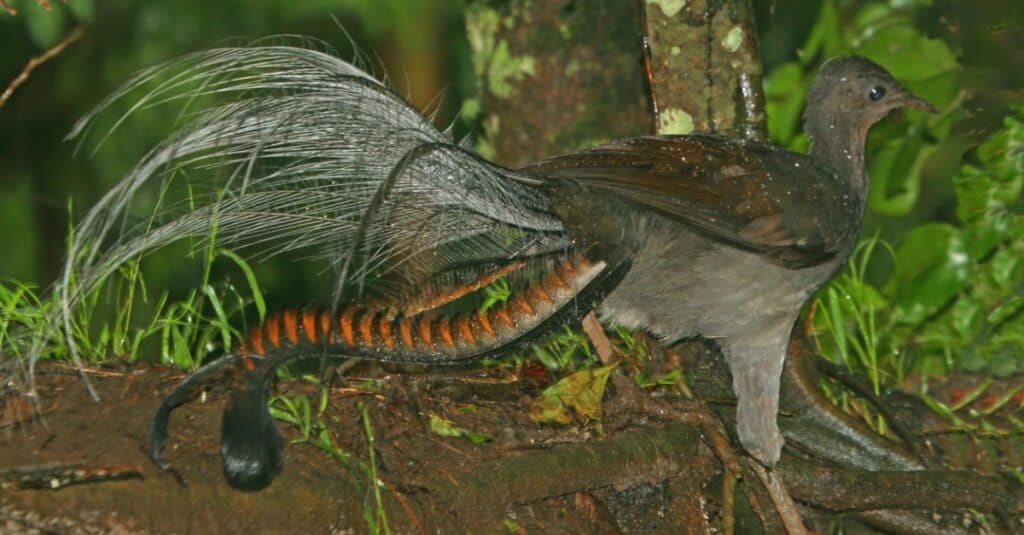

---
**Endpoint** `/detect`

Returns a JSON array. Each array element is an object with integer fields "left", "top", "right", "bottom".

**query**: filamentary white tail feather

[{"left": 23, "top": 39, "right": 568, "bottom": 399}]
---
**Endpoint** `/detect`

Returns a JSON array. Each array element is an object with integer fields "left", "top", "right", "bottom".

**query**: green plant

[
  {"left": 812, "top": 103, "right": 1024, "bottom": 403},
  {"left": 528, "top": 326, "right": 596, "bottom": 371},
  {"left": 357, "top": 402, "right": 390, "bottom": 535},
  {"left": 270, "top": 389, "right": 399, "bottom": 535},
  {"left": 269, "top": 389, "right": 352, "bottom": 464},
  {"left": 0, "top": 244, "right": 264, "bottom": 375},
  {"left": 812, "top": 235, "right": 899, "bottom": 394}
]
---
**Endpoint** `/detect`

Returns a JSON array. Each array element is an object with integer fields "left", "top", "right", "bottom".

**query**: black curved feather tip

[
  {"left": 147, "top": 353, "right": 282, "bottom": 491},
  {"left": 220, "top": 375, "right": 284, "bottom": 491},
  {"left": 148, "top": 355, "right": 240, "bottom": 473}
]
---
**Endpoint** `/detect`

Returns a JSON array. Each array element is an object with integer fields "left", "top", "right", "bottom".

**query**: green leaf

[
  {"left": 855, "top": 24, "right": 958, "bottom": 83},
  {"left": 852, "top": 3, "right": 893, "bottom": 30},
  {"left": 987, "top": 297, "right": 1024, "bottom": 326},
  {"left": 479, "top": 278, "right": 510, "bottom": 313},
  {"left": 218, "top": 248, "right": 266, "bottom": 321},
  {"left": 201, "top": 284, "right": 232, "bottom": 351},
  {"left": 798, "top": 0, "right": 841, "bottom": 63},
  {"left": 867, "top": 132, "right": 936, "bottom": 216},
  {"left": 763, "top": 62, "right": 807, "bottom": 146},
  {"left": 428, "top": 414, "right": 492, "bottom": 445},
  {"left": 634, "top": 369, "right": 681, "bottom": 388},
  {"left": 170, "top": 326, "right": 192, "bottom": 369},
  {"left": 529, "top": 362, "right": 619, "bottom": 425},
  {"left": 989, "top": 248, "right": 1023, "bottom": 292},
  {"left": 532, "top": 346, "right": 559, "bottom": 370},
  {"left": 20, "top": 0, "right": 66, "bottom": 48},
  {"left": 886, "top": 224, "right": 970, "bottom": 325},
  {"left": 951, "top": 297, "right": 982, "bottom": 338},
  {"left": 65, "top": 0, "right": 94, "bottom": 22},
  {"left": 959, "top": 220, "right": 1003, "bottom": 262}
]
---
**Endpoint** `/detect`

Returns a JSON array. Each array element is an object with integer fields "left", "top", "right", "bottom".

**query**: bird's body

[
  {"left": 55, "top": 46, "right": 931, "bottom": 490},
  {"left": 526, "top": 133, "right": 867, "bottom": 464}
]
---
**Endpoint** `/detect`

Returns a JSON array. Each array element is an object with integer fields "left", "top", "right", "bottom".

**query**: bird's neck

[{"left": 805, "top": 108, "right": 868, "bottom": 203}]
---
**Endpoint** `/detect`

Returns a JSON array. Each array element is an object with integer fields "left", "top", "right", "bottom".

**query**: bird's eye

[{"left": 869, "top": 86, "right": 886, "bottom": 101}]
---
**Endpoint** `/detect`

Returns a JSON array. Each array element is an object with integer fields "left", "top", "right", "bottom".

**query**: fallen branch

[
  {"left": 421, "top": 422, "right": 707, "bottom": 522},
  {"left": 779, "top": 454, "right": 1024, "bottom": 514}
]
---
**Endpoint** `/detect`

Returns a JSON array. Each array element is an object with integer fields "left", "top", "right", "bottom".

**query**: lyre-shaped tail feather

[{"left": 49, "top": 39, "right": 569, "bottom": 378}]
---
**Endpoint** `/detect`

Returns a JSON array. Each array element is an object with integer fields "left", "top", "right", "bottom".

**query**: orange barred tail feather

[
  {"left": 149, "top": 254, "right": 630, "bottom": 491},
  {"left": 235, "top": 255, "right": 622, "bottom": 364}
]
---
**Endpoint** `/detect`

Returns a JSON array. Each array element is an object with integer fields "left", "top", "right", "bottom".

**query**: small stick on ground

[
  {"left": 581, "top": 311, "right": 614, "bottom": 364},
  {"left": 0, "top": 0, "right": 15, "bottom": 16},
  {"left": 0, "top": 27, "right": 85, "bottom": 108},
  {"left": 0, "top": 462, "right": 142, "bottom": 490},
  {"left": 387, "top": 480, "right": 426, "bottom": 535},
  {"left": 749, "top": 461, "right": 808, "bottom": 535}
]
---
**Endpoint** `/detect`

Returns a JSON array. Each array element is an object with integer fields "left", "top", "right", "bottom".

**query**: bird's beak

[{"left": 900, "top": 91, "right": 938, "bottom": 113}]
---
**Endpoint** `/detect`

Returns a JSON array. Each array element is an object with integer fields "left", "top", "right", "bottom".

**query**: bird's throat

[{"left": 805, "top": 110, "right": 869, "bottom": 201}]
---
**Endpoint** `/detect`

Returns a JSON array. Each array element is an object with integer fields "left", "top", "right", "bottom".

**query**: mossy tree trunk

[{"left": 466, "top": 0, "right": 766, "bottom": 168}]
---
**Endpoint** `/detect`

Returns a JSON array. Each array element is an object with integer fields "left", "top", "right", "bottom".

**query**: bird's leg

[
  {"left": 723, "top": 327, "right": 791, "bottom": 467},
  {"left": 721, "top": 322, "right": 808, "bottom": 532}
]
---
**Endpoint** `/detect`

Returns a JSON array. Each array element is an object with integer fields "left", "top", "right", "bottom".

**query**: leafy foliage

[
  {"left": 0, "top": 243, "right": 264, "bottom": 370},
  {"left": 428, "top": 412, "right": 493, "bottom": 444},
  {"left": 813, "top": 104, "right": 1024, "bottom": 385},
  {"left": 759, "top": 0, "right": 1020, "bottom": 381}
]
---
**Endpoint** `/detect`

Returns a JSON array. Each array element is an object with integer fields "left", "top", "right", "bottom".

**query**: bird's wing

[{"left": 520, "top": 135, "right": 859, "bottom": 269}]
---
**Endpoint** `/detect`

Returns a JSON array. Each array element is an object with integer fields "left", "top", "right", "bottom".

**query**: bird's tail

[{"left": 34, "top": 38, "right": 569, "bottom": 395}]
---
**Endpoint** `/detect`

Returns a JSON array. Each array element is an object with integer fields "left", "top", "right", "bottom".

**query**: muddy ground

[
  {"left": 1, "top": 338, "right": 1021, "bottom": 534},
  {"left": 0, "top": 344, "right": 731, "bottom": 534}
]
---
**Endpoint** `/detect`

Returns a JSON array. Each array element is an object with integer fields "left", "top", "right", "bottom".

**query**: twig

[
  {"left": 387, "top": 481, "right": 426, "bottom": 535},
  {"left": 51, "top": 362, "right": 128, "bottom": 377},
  {"left": 0, "top": 27, "right": 85, "bottom": 109},
  {"left": 2, "top": 0, "right": 61, "bottom": 15},
  {"left": 581, "top": 311, "right": 614, "bottom": 364},
  {"left": 0, "top": 461, "right": 142, "bottom": 490},
  {"left": 748, "top": 462, "right": 808, "bottom": 535}
]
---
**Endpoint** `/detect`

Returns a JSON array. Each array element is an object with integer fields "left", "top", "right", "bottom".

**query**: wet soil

[
  {"left": 0, "top": 356, "right": 722, "bottom": 534},
  {"left": 2, "top": 340, "right": 1021, "bottom": 534}
]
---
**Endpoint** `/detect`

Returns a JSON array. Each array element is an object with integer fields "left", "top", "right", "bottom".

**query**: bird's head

[{"left": 805, "top": 55, "right": 935, "bottom": 142}]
